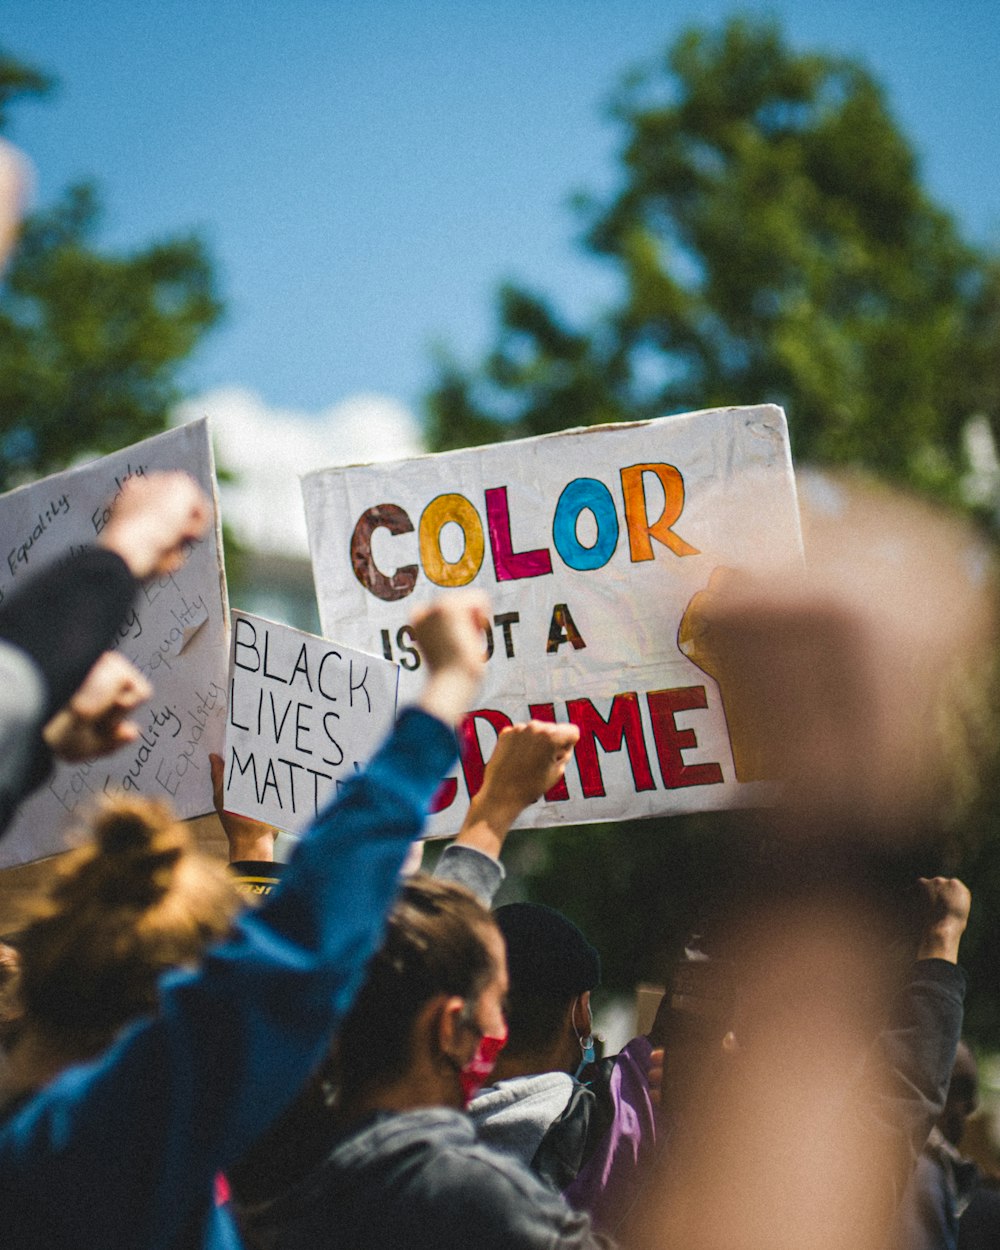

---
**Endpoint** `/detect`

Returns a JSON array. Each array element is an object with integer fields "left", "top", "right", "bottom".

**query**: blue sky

[{"left": 4, "top": 1, "right": 1000, "bottom": 423}]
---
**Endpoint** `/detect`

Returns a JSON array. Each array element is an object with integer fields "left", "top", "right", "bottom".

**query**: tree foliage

[
  {"left": 426, "top": 18, "right": 1000, "bottom": 514},
  {"left": 0, "top": 50, "right": 53, "bottom": 130},
  {"left": 424, "top": 19, "right": 1000, "bottom": 1041},
  {"left": 0, "top": 50, "right": 222, "bottom": 491}
]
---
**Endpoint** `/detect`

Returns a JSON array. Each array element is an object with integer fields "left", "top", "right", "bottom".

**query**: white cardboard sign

[
  {"left": 0, "top": 420, "right": 228, "bottom": 868},
  {"left": 223, "top": 611, "right": 400, "bottom": 832},
  {"left": 303, "top": 406, "right": 803, "bottom": 836}
]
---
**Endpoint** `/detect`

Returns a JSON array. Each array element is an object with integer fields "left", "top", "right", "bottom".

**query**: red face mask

[{"left": 458, "top": 1028, "right": 508, "bottom": 1105}]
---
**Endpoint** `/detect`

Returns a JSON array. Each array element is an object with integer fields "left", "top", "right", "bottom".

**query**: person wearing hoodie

[
  {"left": 467, "top": 900, "right": 661, "bottom": 1237},
  {"left": 417, "top": 719, "right": 663, "bottom": 1236},
  {"left": 0, "top": 471, "right": 210, "bottom": 833},
  {"left": 230, "top": 872, "right": 613, "bottom": 1250},
  {"left": 0, "top": 592, "right": 488, "bottom": 1250}
]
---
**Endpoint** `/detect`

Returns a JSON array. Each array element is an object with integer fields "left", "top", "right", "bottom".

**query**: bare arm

[
  {"left": 455, "top": 720, "right": 580, "bottom": 860},
  {"left": 409, "top": 592, "right": 491, "bottom": 727},
  {"left": 209, "top": 751, "right": 279, "bottom": 864}
]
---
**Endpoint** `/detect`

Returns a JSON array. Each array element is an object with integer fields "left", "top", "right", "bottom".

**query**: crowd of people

[{"left": 0, "top": 467, "right": 993, "bottom": 1250}]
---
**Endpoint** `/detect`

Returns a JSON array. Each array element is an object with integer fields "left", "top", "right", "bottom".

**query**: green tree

[
  {"left": 0, "top": 50, "right": 222, "bottom": 491},
  {"left": 0, "top": 48, "right": 52, "bottom": 129},
  {"left": 424, "top": 18, "right": 1000, "bottom": 1041},
  {"left": 427, "top": 17, "right": 1000, "bottom": 512}
]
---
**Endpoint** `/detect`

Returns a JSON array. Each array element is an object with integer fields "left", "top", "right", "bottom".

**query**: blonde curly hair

[{"left": 16, "top": 794, "right": 241, "bottom": 1056}]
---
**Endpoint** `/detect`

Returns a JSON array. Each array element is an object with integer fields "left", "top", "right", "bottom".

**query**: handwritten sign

[
  {"left": 223, "top": 612, "right": 399, "bottom": 831},
  {"left": 303, "top": 405, "right": 803, "bottom": 836},
  {"left": 0, "top": 420, "right": 229, "bottom": 868}
]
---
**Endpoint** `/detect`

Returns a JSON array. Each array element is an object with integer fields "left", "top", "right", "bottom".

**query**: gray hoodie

[{"left": 469, "top": 1071, "right": 576, "bottom": 1169}]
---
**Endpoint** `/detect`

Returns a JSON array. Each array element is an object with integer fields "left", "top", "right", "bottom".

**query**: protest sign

[
  {"left": 0, "top": 420, "right": 228, "bottom": 868},
  {"left": 223, "top": 611, "right": 399, "bottom": 831},
  {"left": 302, "top": 405, "right": 803, "bottom": 836}
]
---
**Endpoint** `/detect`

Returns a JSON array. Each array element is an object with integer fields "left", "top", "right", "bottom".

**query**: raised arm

[
  {"left": 96, "top": 471, "right": 211, "bottom": 580},
  {"left": 0, "top": 473, "right": 213, "bottom": 834},
  {"left": 852, "top": 877, "right": 970, "bottom": 1239},
  {"left": 435, "top": 719, "right": 579, "bottom": 905},
  {"left": 42, "top": 652, "right": 152, "bottom": 763},
  {"left": 408, "top": 592, "right": 491, "bottom": 727},
  {"left": 0, "top": 472, "right": 211, "bottom": 722},
  {"left": 914, "top": 876, "right": 970, "bottom": 966},
  {"left": 0, "top": 593, "right": 490, "bottom": 1250},
  {"left": 210, "top": 750, "right": 279, "bottom": 866},
  {"left": 456, "top": 720, "right": 580, "bottom": 860}
]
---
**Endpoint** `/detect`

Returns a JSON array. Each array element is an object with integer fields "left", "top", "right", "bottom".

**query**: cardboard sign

[
  {"left": 303, "top": 405, "right": 803, "bottom": 836},
  {"left": 222, "top": 611, "right": 399, "bottom": 832},
  {"left": 0, "top": 420, "right": 229, "bottom": 868}
]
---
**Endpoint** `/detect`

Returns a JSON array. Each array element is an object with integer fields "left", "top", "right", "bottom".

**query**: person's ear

[
  {"left": 437, "top": 995, "right": 473, "bottom": 1065},
  {"left": 571, "top": 989, "right": 592, "bottom": 1035}
]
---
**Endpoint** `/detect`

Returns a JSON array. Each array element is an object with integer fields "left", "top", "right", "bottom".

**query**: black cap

[{"left": 495, "top": 902, "right": 601, "bottom": 996}]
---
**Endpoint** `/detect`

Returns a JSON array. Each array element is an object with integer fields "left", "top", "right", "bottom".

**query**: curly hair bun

[
  {"left": 86, "top": 797, "right": 189, "bottom": 907},
  {"left": 18, "top": 793, "right": 240, "bottom": 1050}
]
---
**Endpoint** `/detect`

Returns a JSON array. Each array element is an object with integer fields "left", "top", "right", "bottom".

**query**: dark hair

[
  {"left": 17, "top": 795, "right": 241, "bottom": 1056},
  {"left": 494, "top": 903, "right": 599, "bottom": 1057},
  {"left": 335, "top": 874, "right": 498, "bottom": 1093}
]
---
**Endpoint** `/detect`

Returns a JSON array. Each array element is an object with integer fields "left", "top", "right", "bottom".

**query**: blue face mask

[{"left": 574, "top": 999, "right": 596, "bottom": 1079}]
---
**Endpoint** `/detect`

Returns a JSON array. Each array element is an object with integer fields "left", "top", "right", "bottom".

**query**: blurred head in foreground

[
  {"left": 645, "top": 475, "right": 992, "bottom": 1250},
  {"left": 682, "top": 471, "right": 997, "bottom": 844},
  {"left": 0, "top": 137, "right": 31, "bottom": 273},
  {"left": 6, "top": 796, "right": 240, "bottom": 1089}
]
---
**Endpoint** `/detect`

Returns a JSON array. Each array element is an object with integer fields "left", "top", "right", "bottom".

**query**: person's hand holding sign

[{"left": 210, "top": 751, "right": 279, "bottom": 865}]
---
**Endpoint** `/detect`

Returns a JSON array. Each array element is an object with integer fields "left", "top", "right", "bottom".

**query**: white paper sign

[
  {"left": 223, "top": 611, "right": 400, "bottom": 832},
  {"left": 0, "top": 420, "right": 229, "bottom": 868},
  {"left": 303, "top": 405, "right": 803, "bottom": 836}
]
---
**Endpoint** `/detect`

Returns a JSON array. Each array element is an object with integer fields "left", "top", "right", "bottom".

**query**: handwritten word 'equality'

[
  {"left": 90, "top": 464, "right": 147, "bottom": 535},
  {"left": 155, "top": 681, "right": 225, "bottom": 797},
  {"left": 137, "top": 593, "right": 208, "bottom": 677},
  {"left": 7, "top": 495, "right": 71, "bottom": 576},
  {"left": 121, "top": 706, "right": 182, "bottom": 792}
]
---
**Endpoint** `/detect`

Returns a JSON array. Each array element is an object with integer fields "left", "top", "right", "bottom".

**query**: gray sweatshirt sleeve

[
  {"left": 0, "top": 640, "right": 47, "bottom": 828},
  {"left": 433, "top": 843, "right": 506, "bottom": 907}
]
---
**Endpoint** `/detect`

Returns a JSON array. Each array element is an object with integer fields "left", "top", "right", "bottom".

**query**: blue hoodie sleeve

[{"left": 0, "top": 705, "right": 456, "bottom": 1250}]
